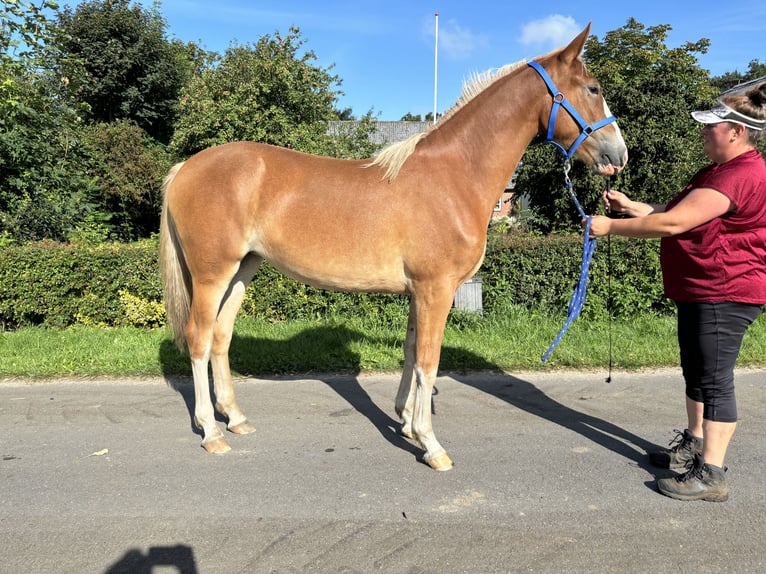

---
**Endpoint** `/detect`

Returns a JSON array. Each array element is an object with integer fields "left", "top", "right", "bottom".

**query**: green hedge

[
  {"left": 0, "top": 234, "right": 672, "bottom": 329},
  {"left": 0, "top": 240, "right": 164, "bottom": 328},
  {"left": 482, "top": 233, "right": 673, "bottom": 319}
]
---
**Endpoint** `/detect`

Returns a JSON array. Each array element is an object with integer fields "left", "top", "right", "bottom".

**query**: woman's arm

[
  {"left": 603, "top": 189, "right": 664, "bottom": 217},
  {"left": 588, "top": 187, "right": 733, "bottom": 239}
]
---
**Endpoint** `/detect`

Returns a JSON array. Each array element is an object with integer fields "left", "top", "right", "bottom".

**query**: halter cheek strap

[{"left": 528, "top": 61, "right": 616, "bottom": 161}]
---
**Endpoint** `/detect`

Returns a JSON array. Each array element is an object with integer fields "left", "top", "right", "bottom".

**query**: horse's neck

[{"left": 422, "top": 70, "right": 542, "bottom": 203}]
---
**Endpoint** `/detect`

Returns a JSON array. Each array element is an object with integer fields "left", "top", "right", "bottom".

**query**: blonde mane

[{"left": 366, "top": 59, "right": 529, "bottom": 182}]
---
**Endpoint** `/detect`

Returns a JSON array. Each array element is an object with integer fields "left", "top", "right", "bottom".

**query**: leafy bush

[
  {"left": 0, "top": 240, "right": 162, "bottom": 328},
  {"left": 79, "top": 120, "right": 174, "bottom": 241},
  {"left": 0, "top": 234, "right": 671, "bottom": 330},
  {"left": 117, "top": 290, "right": 166, "bottom": 328}
]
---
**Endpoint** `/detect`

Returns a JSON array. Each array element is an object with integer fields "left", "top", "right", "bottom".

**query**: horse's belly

[
  {"left": 266, "top": 252, "right": 409, "bottom": 294},
  {"left": 281, "top": 267, "right": 409, "bottom": 294}
]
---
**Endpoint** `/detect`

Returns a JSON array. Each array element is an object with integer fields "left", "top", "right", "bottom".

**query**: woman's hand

[
  {"left": 584, "top": 215, "right": 612, "bottom": 238},
  {"left": 603, "top": 189, "right": 631, "bottom": 214}
]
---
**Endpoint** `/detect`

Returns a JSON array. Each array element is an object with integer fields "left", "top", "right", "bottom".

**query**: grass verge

[{"left": 1, "top": 307, "right": 765, "bottom": 378}]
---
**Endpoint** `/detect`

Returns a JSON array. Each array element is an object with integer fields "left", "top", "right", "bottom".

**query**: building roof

[{"left": 327, "top": 120, "right": 431, "bottom": 145}]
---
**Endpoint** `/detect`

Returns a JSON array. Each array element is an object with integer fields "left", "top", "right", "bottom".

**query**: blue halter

[
  {"left": 528, "top": 61, "right": 616, "bottom": 161},
  {"left": 527, "top": 61, "right": 616, "bottom": 363}
]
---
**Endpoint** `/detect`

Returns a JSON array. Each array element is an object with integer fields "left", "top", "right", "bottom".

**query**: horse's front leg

[
  {"left": 409, "top": 288, "right": 454, "bottom": 471},
  {"left": 412, "top": 367, "right": 452, "bottom": 471},
  {"left": 395, "top": 304, "right": 417, "bottom": 439}
]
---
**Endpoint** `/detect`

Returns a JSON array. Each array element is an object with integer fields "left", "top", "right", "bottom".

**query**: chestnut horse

[{"left": 160, "top": 24, "right": 627, "bottom": 469}]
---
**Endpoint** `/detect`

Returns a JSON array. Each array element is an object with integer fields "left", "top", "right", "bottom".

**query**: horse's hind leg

[
  {"left": 187, "top": 256, "right": 260, "bottom": 454},
  {"left": 210, "top": 254, "right": 262, "bottom": 436},
  {"left": 187, "top": 283, "right": 232, "bottom": 454}
]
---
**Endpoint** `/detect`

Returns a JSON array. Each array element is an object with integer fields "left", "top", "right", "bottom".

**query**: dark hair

[{"left": 721, "top": 83, "right": 766, "bottom": 145}]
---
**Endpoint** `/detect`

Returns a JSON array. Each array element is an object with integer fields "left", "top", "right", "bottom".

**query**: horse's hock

[{"left": 454, "top": 277, "right": 483, "bottom": 313}]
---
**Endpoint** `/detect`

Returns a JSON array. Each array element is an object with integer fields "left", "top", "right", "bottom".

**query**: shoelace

[
  {"left": 675, "top": 461, "right": 704, "bottom": 483},
  {"left": 666, "top": 429, "right": 688, "bottom": 451}
]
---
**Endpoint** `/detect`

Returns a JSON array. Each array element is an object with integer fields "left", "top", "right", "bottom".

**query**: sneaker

[
  {"left": 657, "top": 454, "right": 729, "bottom": 502},
  {"left": 649, "top": 429, "right": 703, "bottom": 469}
]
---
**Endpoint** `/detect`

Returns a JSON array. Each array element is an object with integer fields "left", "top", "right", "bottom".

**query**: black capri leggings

[{"left": 676, "top": 301, "right": 762, "bottom": 423}]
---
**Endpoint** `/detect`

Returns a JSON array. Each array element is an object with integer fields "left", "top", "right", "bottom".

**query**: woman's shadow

[
  {"left": 447, "top": 349, "right": 673, "bottom": 474},
  {"left": 160, "top": 325, "right": 671, "bottom": 481}
]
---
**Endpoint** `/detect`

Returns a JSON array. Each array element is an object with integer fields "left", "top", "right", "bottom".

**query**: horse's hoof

[
  {"left": 400, "top": 427, "right": 414, "bottom": 439},
  {"left": 229, "top": 420, "right": 256, "bottom": 435},
  {"left": 202, "top": 436, "right": 231, "bottom": 454},
  {"left": 425, "top": 452, "right": 453, "bottom": 471}
]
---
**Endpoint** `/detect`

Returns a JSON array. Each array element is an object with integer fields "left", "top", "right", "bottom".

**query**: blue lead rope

[
  {"left": 541, "top": 168, "right": 598, "bottom": 362},
  {"left": 525, "top": 60, "right": 617, "bottom": 364}
]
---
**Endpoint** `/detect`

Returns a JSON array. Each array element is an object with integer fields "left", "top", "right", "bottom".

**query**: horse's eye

[{"left": 587, "top": 85, "right": 600, "bottom": 96}]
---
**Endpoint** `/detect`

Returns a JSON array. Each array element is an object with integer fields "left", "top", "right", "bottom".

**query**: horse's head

[{"left": 531, "top": 23, "right": 628, "bottom": 175}]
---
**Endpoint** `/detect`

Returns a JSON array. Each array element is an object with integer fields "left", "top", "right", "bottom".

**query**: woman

[{"left": 587, "top": 83, "right": 766, "bottom": 501}]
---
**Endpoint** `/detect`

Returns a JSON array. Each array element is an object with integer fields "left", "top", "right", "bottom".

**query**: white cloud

[
  {"left": 426, "top": 16, "right": 489, "bottom": 61},
  {"left": 518, "top": 15, "right": 581, "bottom": 47}
]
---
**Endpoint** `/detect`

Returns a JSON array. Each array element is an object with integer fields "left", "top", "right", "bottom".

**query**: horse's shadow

[
  {"left": 160, "top": 324, "right": 670, "bottom": 479},
  {"left": 159, "top": 325, "right": 422, "bottom": 460}
]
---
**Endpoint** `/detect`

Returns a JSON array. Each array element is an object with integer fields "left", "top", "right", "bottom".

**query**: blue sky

[{"left": 160, "top": 0, "right": 766, "bottom": 120}]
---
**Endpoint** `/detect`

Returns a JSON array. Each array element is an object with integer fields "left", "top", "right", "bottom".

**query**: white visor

[{"left": 691, "top": 102, "right": 765, "bottom": 131}]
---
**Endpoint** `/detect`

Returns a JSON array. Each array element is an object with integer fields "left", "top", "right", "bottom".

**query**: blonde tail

[{"left": 159, "top": 162, "right": 191, "bottom": 352}]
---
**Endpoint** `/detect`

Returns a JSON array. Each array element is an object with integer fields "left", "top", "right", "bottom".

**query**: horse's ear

[{"left": 559, "top": 22, "right": 592, "bottom": 64}]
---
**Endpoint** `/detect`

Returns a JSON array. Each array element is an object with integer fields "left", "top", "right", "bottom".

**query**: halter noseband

[{"left": 528, "top": 61, "right": 616, "bottom": 161}]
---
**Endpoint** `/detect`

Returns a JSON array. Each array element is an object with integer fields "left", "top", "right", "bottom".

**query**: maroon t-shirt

[{"left": 661, "top": 149, "right": 766, "bottom": 303}]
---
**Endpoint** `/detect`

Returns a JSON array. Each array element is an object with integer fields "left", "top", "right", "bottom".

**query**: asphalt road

[{"left": 1, "top": 368, "right": 765, "bottom": 573}]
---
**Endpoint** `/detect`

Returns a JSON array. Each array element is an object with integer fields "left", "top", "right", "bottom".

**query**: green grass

[{"left": 2, "top": 307, "right": 766, "bottom": 378}]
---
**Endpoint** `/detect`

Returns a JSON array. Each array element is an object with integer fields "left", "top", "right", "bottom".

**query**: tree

[
  {"left": 171, "top": 27, "right": 374, "bottom": 158},
  {"left": 712, "top": 60, "right": 766, "bottom": 96},
  {"left": 518, "top": 19, "right": 715, "bottom": 232},
  {"left": 79, "top": 119, "right": 173, "bottom": 240},
  {"left": 335, "top": 107, "right": 355, "bottom": 120},
  {"left": 744, "top": 60, "right": 766, "bottom": 82},
  {"left": 56, "top": 0, "right": 185, "bottom": 143},
  {"left": 324, "top": 112, "right": 381, "bottom": 159},
  {"left": 2, "top": 0, "right": 57, "bottom": 68},
  {"left": 0, "top": 0, "right": 95, "bottom": 242}
]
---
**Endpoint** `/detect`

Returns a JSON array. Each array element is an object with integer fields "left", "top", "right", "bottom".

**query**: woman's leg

[
  {"left": 702, "top": 420, "right": 736, "bottom": 468},
  {"left": 659, "top": 302, "right": 761, "bottom": 501},
  {"left": 677, "top": 302, "right": 761, "bottom": 463},
  {"left": 685, "top": 395, "right": 703, "bottom": 438}
]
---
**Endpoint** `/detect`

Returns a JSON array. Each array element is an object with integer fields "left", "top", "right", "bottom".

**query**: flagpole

[{"left": 433, "top": 12, "right": 439, "bottom": 125}]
